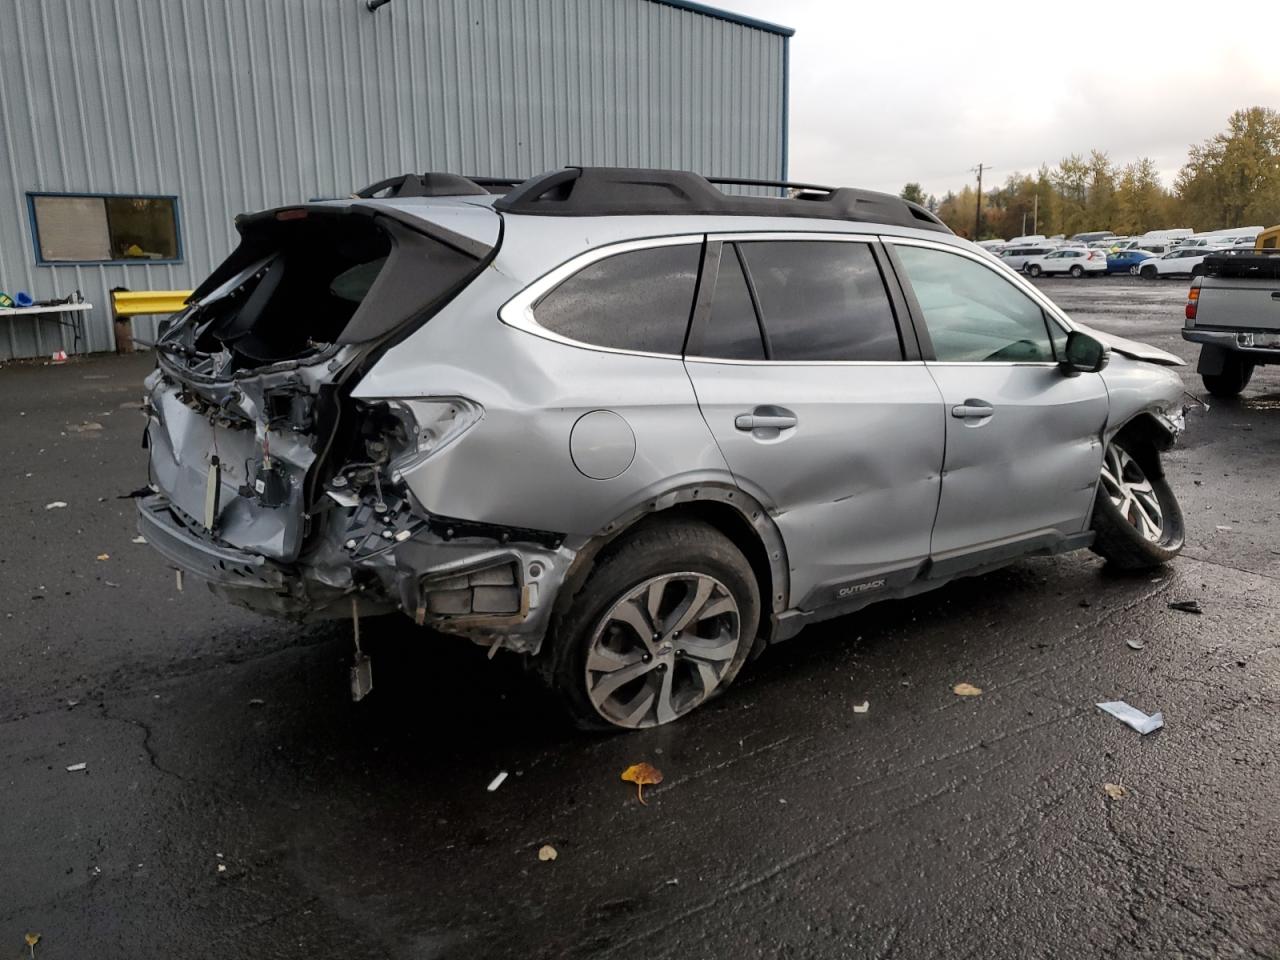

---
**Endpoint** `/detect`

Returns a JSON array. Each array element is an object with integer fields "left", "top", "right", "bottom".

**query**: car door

[
  {"left": 886, "top": 239, "right": 1109, "bottom": 570},
  {"left": 683, "top": 235, "right": 945, "bottom": 611}
]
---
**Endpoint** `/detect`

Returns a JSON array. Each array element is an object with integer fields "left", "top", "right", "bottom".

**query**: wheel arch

[
  {"left": 546, "top": 482, "right": 790, "bottom": 659},
  {"left": 1105, "top": 410, "right": 1179, "bottom": 475}
]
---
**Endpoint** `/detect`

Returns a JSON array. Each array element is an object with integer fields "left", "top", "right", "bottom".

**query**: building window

[{"left": 28, "top": 193, "right": 181, "bottom": 264}]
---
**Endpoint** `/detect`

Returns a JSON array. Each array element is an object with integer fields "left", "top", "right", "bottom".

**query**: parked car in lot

[
  {"left": 138, "top": 166, "right": 1189, "bottom": 729},
  {"left": 1024, "top": 248, "right": 1107, "bottom": 277},
  {"left": 1139, "top": 247, "right": 1226, "bottom": 279},
  {"left": 998, "top": 244, "right": 1058, "bottom": 271},
  {"left": 1106, "top": 250, "right": 1157, "bottom": 275}
]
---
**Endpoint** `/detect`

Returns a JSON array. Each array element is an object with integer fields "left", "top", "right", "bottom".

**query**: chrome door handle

[
  {"left": 735, "top": 413, "right": 797, "bottom": 431},
  {"left": 951, "top": 403, "right": 995, "bottom": 419}
]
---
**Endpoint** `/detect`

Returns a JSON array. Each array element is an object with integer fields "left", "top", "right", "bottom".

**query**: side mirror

[{"left": 1061, "top": 330, "right": 1110, "bottom": 376}]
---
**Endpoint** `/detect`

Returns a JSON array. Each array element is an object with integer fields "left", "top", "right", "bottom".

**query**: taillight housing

[{"left": 1185, "top": 281, "right": 1200, "bottom": 321}]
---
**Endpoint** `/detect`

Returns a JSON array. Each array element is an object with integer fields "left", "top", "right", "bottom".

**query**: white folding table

[{"left": 0, "top": 302, "right": 93, "bottom": 355}]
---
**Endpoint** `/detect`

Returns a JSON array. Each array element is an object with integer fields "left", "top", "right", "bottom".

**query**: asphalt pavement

[{"left": 1, "top": 276, "right": 1277, "bottom": 959}]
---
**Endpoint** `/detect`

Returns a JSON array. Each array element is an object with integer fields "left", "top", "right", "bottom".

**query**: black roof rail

[{"left": 493, "top": 167, "right": 950, "bottom": 232}]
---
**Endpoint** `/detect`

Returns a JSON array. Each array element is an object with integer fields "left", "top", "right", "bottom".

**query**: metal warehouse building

[{"left": 0, "top": 0, "right": 791, "bottom": 361}]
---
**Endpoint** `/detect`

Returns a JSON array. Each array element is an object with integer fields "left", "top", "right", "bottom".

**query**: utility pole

[
  {"left": 1033, "top": 193, "right": 1039, "bottom": 235},
  {"left": 972, "top": 163, "right": 984, "bottom": 240}
]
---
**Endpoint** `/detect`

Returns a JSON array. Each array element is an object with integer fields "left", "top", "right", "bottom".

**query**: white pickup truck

[{"left": 1183, "top": 250, "right": 1280, "bottom": 396}]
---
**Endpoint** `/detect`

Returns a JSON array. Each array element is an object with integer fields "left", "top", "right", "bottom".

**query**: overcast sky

[{"left": 723, "top": 0, "right": 1277, "bottom": 197}]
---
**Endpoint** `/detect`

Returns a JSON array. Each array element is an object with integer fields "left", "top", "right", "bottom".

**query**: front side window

[
  {"left": 894, "top": 244, "right": 1056, "bottom": 363},
  {"left": 30, "top": 193, "right": 180, "bottom": 263},
  {"left": 534, "top": 243, "right": 700, "bottom": 355},
  {"left": 737, "top": 240, "right": 903, "bottom": 362}
]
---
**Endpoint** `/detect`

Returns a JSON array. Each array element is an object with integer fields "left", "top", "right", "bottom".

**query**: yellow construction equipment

[{"left": 110, "top": 289, "right": 192, "bottom": 317}]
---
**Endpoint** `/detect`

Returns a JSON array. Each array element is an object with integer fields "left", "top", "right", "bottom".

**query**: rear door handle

[
  {"left": 735, "top": 411, "right": 798, "bottom": 431},
  {"left": 951, "top": 402, "right": 995, "bottom": 419}
]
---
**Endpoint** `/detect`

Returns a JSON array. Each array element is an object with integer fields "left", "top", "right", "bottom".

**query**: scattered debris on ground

[
  {"left": 65, "top": 762, "right": 86, "bottom": 772},
  {"left": 1168, "top": 600, "right": 1203, "bottom": 614},
  {"left": 953, "top": 682, "right": 983, "bottom": 697},
  {"left": 95, "top": 553, "right": 109, "bottom": 561},
  {"left": 853, "top": 701, "right": 870, "bottom": 714},
  {"left": 538, "top": 844, "right": 558, "bottom": 862},
  {"left": 131, "top": 535, "right": 146, "bottom": 544},
  {"left": 1103, "top": 783, "right": 1128, "bottom": 800},
  {"left": 486, "top": 771, "right": 508, "bottom": 792},
  {"left": 25, "top": 932, "right": 39, "bottom": 958},
  {"left": 1097, "top": 700, "right": 1164, "bottom": 735},
  {"left": 1127, "top": 639, "right": 1146, "bottom": 650},
  {"left": 44, "top": 501, "right": 66, "bottom": 510},
  {"left": 621, "top": 762, "right": 663, "bottom": 805}
]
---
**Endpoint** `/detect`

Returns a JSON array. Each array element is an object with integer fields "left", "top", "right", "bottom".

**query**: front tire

[
  {"left": 1201, "top": 354, "right": 1254, "bottom": 398},
  {"left": 1070, "top": 264, "right": 1084, "bottom": 278},
  {"left": 1140, "top": 265, "right": 1158, "bottom": 279},
  {"left": 1090, "top": 438, "right": 1184, "bottom": 570},
  {"left": 546, "top": 519, "right": 760, "bottom": 731}
]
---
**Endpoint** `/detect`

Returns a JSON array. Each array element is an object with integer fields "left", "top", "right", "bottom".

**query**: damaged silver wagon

[{"left": 139, "top": 167, "right": 1188, "bottom": 730}]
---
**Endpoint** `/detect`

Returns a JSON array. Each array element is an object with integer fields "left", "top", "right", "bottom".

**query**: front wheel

[
  {"left": 546, "top": 519, "right": 760, "bottom": 731},
  {"left": 1201, "top": 353, "right": 1254, "bottom": 398},
  {"left": 1070, "top": 264, "right": 1084, "bottom": 278},
  {"left": 1027, "top": 264, "right": 1042, "bottom": 277},
  {"left": 1090, "top": 438, "right": 1184, "bottom": 570},
  {"left": 1140, "top": 266, "right": 1158, "bottom": 279},
  {"left": 1128, "top": 265, "right": 1141, "bottom": 275}
]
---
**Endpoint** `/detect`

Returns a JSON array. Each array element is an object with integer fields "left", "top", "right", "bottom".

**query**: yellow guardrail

[{"left": 110, "top": 290, "right": 193, "bottom": 317}]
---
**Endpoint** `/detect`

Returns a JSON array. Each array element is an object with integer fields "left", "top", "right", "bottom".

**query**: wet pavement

[{"left": 1, "top": 276, "right": 1278, "bottom": 959}]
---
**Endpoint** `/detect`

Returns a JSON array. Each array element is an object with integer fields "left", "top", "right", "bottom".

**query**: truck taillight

[{"left": 1185, "top": 282, "right": 1200, "bottom": 320}]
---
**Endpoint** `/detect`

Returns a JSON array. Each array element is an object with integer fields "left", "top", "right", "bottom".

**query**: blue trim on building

[
  {"left": 27, "top": 190, "right": 184, "bottom": 267},
  {"left": 646, "top": 0, "right": 795, "bottom": 37},
  {"left": 781, "top": 35, "right": 790, "bottom": 180}
]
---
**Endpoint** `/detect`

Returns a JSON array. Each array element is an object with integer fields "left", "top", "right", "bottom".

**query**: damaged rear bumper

[{"left": 136, "top": 491, "right": 578, "bottom": 653}]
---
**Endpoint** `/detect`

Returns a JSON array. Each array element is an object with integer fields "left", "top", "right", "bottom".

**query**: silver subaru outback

[{"left": 139, "top": 167, "right": 1187, "bottom": 730}]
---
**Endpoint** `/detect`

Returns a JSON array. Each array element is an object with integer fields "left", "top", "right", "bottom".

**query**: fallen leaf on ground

[
  {"left": 96, "top": 553, "right": 109, "bottom": 561},
  {"left": 1126, "top": 639, "right": 1145, "bottom": 650},
  {"left": 852, "top": 701, "right": 870, "bottom": 714},
  {"left": 25, "top": 933, "right": 39, "bottom": 947},
  {"left": 538, "top": 844, "right": 558, "bottom": 862},
  {"left": 1103, "top": 783, "right": 1127, "bottom": 800},
  {"left": 953, "top": 682, "right": 983, "bottom": 697},
  {"left": 621, "top": 762, "right": 663, "bottom": 805}
]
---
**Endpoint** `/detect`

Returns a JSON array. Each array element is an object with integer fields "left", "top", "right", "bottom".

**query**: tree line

[{"left": 899, "top": 107, "right": 1280, "bottom": 240}]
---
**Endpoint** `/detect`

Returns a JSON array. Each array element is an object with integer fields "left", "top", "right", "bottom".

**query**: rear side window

[
  {"left": 738, "top": 241, "right": 903, "bottom": 362},
  {"left": 692, "top": 245, "right": 766, "bottom": 360},
  {"left": 534, "top": 244, "right": 700, "bottom": 354}
]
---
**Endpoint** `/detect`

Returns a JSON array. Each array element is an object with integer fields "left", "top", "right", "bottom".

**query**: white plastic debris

[
  {"left": 486, "top": 771, "right": 509, "bottom": 792},
  {"left": 66, "top": 762, "right": 87, "bottom": 772},
  {"left": 44, "top": 501, "right": 67, "bottom": 510},
  {"left": 852, "top": 701, "right": 870, "bottom": 714},
  {"left": 1097, "top": 700, "right": 1164, "bottom": 735},
  {"left": 131, "top": 536, "right": 146, "bottom": 544}
]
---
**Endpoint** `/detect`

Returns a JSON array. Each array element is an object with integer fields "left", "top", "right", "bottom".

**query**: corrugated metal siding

[{"left": 0, "top": 0, "right": 786, "bottom": 360}]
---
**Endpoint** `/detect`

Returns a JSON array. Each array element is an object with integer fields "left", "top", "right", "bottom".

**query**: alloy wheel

[
  {"left": 1100, "top": 445, "right": 1164, "bottom": 542},
  {"left": 585, "top": 573, "right": 741, "bottom": 728}
]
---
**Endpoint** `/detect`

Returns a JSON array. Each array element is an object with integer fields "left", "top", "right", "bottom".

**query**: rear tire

[
  {"left": 1090, "top": 437, "right": 1184, "bottom": 570},
  {"left": 1027, "top": 264, "right": 1042, "bottom": 277},
  {"left": 1070, "top": 264, "right": 1084, "bottom": 278},
  {"left": 1140, "top": 265, "right": 1157, "bottom": 279},
  {"left": 1201, "top": 354, "right": 1254, "bottom": 398},
  {"left": 546, "top": 519, "right": 760, "bottom": 732}
]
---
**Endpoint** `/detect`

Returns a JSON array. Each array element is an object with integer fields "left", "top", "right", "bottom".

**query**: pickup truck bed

[{"left": 1183, "top": 250, "right": 1280, "bottom": 396}]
